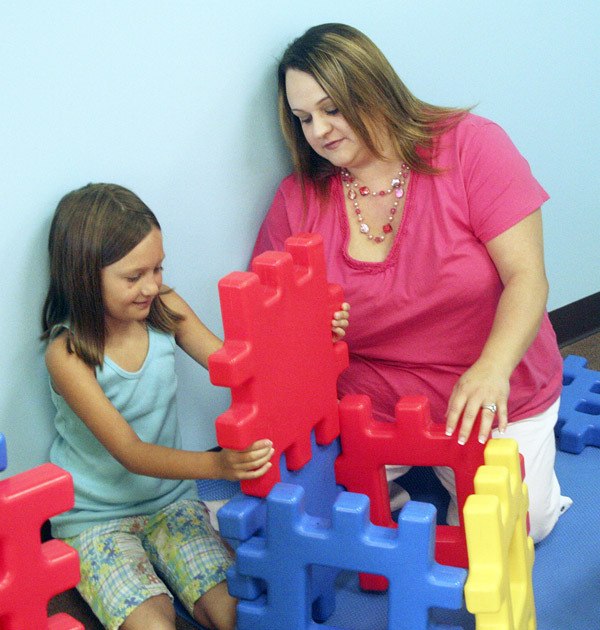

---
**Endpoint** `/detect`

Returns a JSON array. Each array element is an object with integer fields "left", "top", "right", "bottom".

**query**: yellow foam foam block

[{"left": 463, "top": 438, "right": 536, "bottom": 629}]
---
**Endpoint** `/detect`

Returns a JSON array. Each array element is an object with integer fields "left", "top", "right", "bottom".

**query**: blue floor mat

[
  {"left": 533, "top": 446, "right": 600, "bottom": 629},
  {"left": 184, "top": 446, "right": 600, "bottom": 629},
  {"left": 327, "top": 447, "right": 600, "bottom": 629}
]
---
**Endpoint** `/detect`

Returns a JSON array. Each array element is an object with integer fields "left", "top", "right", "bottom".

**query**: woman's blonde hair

[
  {"left": 41, "top": 183, "right": 182, "bottom": 367},
  {"left": 277, "top": 23, "right": 470, "bottom": 200}
]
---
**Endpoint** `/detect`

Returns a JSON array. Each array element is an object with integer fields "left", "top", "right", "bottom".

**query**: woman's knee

[
  {"left": 528, "top": 509, "right": 558, "bottom": 543},
  {"left": 528, "top": 492, "right": 572, "bottom": 543}
]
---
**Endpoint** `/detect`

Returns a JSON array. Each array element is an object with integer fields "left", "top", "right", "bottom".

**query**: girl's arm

[
  {"left": 160, "top": 289, "right": 223, "bottom": 367},
  {"left": 162, "top": 288, "right": 350, "bottom": 357},
  {"left": 445, "top": 209, "right": 549, "bottom": 445},
  {"left": 46, "top": 334, "right": 273, "bottom": 481}
]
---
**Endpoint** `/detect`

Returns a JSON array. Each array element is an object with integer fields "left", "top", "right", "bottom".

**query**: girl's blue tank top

[{"left": 49, "top": 326, "right": 197, "bottom": 538}]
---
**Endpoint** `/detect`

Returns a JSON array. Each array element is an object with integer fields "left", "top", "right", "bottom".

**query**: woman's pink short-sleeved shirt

[{"left": 253, "top": 114, "right": 562, "bottom": 425}]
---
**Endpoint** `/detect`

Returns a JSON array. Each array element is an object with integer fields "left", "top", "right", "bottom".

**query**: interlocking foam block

[
  {"left": 464, "top": 439, "right": 535, "bottom": 629},
  {"left": 335, "top": 395, "right": 486, "bottom": 589},
  {"left": 218, "top": 431, "right": 343, "bottom": 622},
  {"left": 279, "top": 431, "right": 344, "bottom": 517},
  {"left": 0, "top": 463, "right": 83, "bottom": 629},
  {"left": 232, "top": 484, "right": 466, "bottom": 629},
  {"left": 47, "top": 613, "right": 86, "bottom": 630},
  {"left": 0, "top": 432, "right": 6, "bottom": 472},
  {"left": 209, "top": 233, "right": 348, "bottom": 497},
  {"left": 556, "top": 354, "right": 600, "bottom": 453}
]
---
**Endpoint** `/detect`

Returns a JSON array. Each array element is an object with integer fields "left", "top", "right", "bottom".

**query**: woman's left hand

[
  {"left": 445, "top": 358, "right": 510, "bottom": 445},
  {"left": 332, "top": 302, "right": 350, "bottom": 341},
  {"left": 445, "top": 210, "right": 550, "bottom": 445}
]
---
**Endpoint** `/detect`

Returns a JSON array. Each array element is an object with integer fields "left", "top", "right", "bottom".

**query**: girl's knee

[
  {"left": 120, "top": 594, "right": 176, "bottom": 629},
  {"left": 193, "top": 581, "right": 236, "bottom": 630}
]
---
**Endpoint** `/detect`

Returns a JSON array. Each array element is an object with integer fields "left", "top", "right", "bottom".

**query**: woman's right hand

[{"left": 217, "top": 439, "right": 275, "bottom": 481}]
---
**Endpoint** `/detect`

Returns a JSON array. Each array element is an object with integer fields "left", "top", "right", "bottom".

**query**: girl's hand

[
  {"left": 217, "top": 439, "right": 275, "bottom": 481},
  {"left": 332, "top": 302, "right": 350, "bottom": 341},
  {"left": 445, "top": 359, "right": 510, "bottom": 445}
]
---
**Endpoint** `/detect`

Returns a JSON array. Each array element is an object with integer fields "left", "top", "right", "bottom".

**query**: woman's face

[{"left": 285, "top": 69, "right": 373, "bottom": 171}]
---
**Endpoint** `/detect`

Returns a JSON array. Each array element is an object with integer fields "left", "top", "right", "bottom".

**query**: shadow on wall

[{"left": 2, "top": 216, "right": 58, "bottom": 476}]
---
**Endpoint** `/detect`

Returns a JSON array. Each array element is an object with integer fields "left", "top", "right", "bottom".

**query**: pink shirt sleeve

[
  {"left": 252, "top": 178, "right": 296, "bottom": 258},
  {"left": 459, "top": 120, "right": 549, "bottom": 242}
]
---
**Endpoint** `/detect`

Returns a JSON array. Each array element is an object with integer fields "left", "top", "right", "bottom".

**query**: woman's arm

[
  {"left": 445, "top": 209, "right": 549, "bottom": 444},
  {"left": 46, "top": 334, "right": 273, "bottom": 481}
]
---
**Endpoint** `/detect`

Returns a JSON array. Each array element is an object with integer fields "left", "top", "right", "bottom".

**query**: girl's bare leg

[
  {"left": 193, "top": 581, "right": 236, "bottom": 630},
  {"left": 120, "top": 594, "right": 176, "bottom": 630}
]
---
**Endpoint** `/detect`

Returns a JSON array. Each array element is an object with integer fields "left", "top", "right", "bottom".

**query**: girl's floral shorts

[{"left": 63, "top": 499, "right": 233, "bottom": 629}]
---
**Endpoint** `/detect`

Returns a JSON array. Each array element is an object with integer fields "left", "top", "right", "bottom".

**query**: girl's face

[
  {"left": 285, "top": 68, "right": 373, "bottom": 171},
  {"left": 101, "top": 227, "right": 164, "bottom": 330}
]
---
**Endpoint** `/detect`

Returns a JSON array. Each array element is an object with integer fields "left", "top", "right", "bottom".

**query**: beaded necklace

[{"left": 341, "top": 163, "right": 409, "bottom": 243}]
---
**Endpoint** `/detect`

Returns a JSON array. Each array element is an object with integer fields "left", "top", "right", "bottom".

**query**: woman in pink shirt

[{"left": 253, "top": 23, "right": 571, "bottom": 541}]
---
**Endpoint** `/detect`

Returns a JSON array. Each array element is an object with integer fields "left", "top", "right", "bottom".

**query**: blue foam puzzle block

[
  {"left": 279, "top": 432, "right": 344, "bottom": 515},
  {"left": 218, "top": 431, "right": 343, "bottom": 542},
  {"left": 0, "top": 434, "right": 6, "bottom": 472},
  {"left": 556, "top": 355, "right": 600, "bottom": 453},
  {"left": 221, "top": 497, "right": 295, "bottom": 606},
  {"left": 218, "top": 432, "right": 343, "bottom": 622},
  {"left": 233, "top": 485, "right": 466, "bottom": 630}
]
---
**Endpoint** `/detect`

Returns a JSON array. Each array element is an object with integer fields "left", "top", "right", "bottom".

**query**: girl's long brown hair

[
  {"left": 41, "top": 183, "right": 182, "bottom": 367},
  {"left": 277, "top": 23, "right": 470, "bottom": 202}
]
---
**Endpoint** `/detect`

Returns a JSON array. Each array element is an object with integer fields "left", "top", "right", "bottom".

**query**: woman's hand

[
  {"left": 445, "top": 358, "right": 510, "bottom": 445},
  {"left": 332, "top": 302, "right": 350, "bottom": 341},
  {"left": 216, "top": 439, "right": 275, "bottom": 481},
  {"left": 446, "top": 210, "right": 550, "bottom": 446}
]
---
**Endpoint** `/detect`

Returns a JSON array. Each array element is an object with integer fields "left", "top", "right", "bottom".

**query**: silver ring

[{"left": 481, "top": 403, "right": 497, "bottom": 414}]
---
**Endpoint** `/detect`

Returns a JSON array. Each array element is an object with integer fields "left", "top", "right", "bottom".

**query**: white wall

[{"left": 1, "top": 1, "right": 598, "bottom": 475}]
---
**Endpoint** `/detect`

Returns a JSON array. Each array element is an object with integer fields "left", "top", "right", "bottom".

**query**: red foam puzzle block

[
  {"left": 335, "top": 394, "right": 486, "bottom": 590},
  {"left": 47, "top": 613, "right": 86, "bottom": 630},
  {"left": 209, "top": 233, "right": 349, "bottom": 497},
  {"left": 0, "top": 463, "right": 82, "bottom": 629}
]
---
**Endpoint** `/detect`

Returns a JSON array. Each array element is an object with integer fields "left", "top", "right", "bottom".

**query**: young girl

[{"left": 40, "top": 183, "right": 299, "bottom": 630}]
